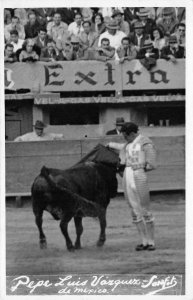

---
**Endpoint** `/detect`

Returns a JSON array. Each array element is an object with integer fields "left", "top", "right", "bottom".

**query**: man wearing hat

[
  {"left": 14, "top": 120, "right": 63, "bottom": 141},
  {"left": 160, "top": 35, "right": 185, "bottom": 62},
  {"left": 136, "top": 8, "right": 155, "bottom": 35},
  {"left": 137, "top": 39, "right": 159, "bottom": 70},
  {"left": 108, "top": 122, "right": 157, "bottom": 251},
  {"left": 112, "top": 9, "right": 130, "bottom": 35},
  {"left": 156, "top": 7, "right": 178, "bottom": 36},
  {"left": 129, "top": 21, "right": 149, "bottom": 52},
  {"left": 98, "top": 19, "right": 126, "bottom": 50},
  {"left": 70, "top": 35, "right": 84, "bottom": 60},
  {"left": 106, "top": 117, "right": 125, "bottom": 135}
]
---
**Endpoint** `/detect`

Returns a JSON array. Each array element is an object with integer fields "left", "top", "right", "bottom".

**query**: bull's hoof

[
  {"left": 40, "top": 239, "right": 47, "bottom": 249},
  {"left": 74, "top": 243, "right": 82, "bottom": 250},
  {"left": 67, "top": 244, "right": 75, "bottom": 252},
  {"left": 97, "top": 239, "right": 105, "bottom": 247}
]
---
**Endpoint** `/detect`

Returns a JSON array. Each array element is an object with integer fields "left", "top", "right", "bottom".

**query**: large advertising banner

[{"left": 4, "top": 59, "right": 185, "bottom": 92}]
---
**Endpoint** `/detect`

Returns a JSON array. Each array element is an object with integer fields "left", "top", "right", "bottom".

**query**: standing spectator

[
  {"left": 19, "top": 39, "right": 39, "bottom": 62},
  {"left": 173, "top": 22, "right": 185, "bottom": 49},
  {"left": 136, "top": 8, "right": 156, "bottom": 36},
  {"left": 117, "top": 37, "right": 137, "bottom": 63},
  {"left": 137, "top": 40, "right": 159, "bottom": 70},
  {"left": 81, "top": 8, "right": 93, "bottom": 22},
  {"left": 56, "top": 8, "right": 80, "bottom": 25},
  {"left": 4, "top": 16, "right": 25, "bottom": 42},
  {"left": 123, "top": 7, "right": 139, "bottom": 31},
  {"left": 160, "top": 35, "right": 185, "bottom": 62},
  {"left": 156, "top": 7, "right": 178, "bottom": 36},
  {"left": 9, "top": 30, "right": 24, "bottom": 52},
  {"left": 79, "top": 21, "right": 99, "bottom": 51},
  {"left": 14, "top": 120, "right": 63, "bottom": 142},
  {"left": 95, "top": 37, "right": 115, "bottom": 61},
  {"left": 40, "top": 39, "right": 64, "bottom": 62},
  {"left": 47, "top": 12, "right": 68, "bottom": 42},
  {"left": 68, "top": 12, "right": 84, "bottom": 37},
  {"left": 4, "top": 44, "right": 17, "bottom": 63},
  {"left": 33, "top": 8, "right": 55, "bottom": 25},
  {"left": 106, "top": 117, "right": 125, "bottom": 135},
  {"left": 129, "top": 21, "right": 149, "bottom": 52},
  {"left": 98, "top": 7, "right": 113, "bottom": 22},
  {"left": 24, "top": 10, "right": 41, "bottom": 39},
  {"left": 4, "top": 9, "right": 12, "bottom": 25},
  {"left": 98, "top": 20, "right": 126, "bottom": 50},
  {"left": 108, "top": 122, "right": 157, "bottom": 251},
  {"left": 14, "top": 8, "right": 28, "bottom": 26},
  {"left": 150, "top": 26, "right": 166, "bottom": 53},
  {"left": 91, "top": 13, "right": 106, "bottom": 35},
  {"left": 111, "top": 9, "right": 130, "bottom": 35}
]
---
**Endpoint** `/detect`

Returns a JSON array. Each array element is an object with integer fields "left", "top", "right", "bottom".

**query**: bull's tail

[{"left": 40, "top": 166, "right": 105, "bottom": 218}]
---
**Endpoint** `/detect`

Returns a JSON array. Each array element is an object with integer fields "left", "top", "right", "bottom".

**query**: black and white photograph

[{"left": 1, "top": 0, "right": 192, "bottom": 298}]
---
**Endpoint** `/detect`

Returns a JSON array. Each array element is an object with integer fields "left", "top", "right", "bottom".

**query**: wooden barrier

[{"left": 5, "top": 135, "right": 185, "bottom": 197}]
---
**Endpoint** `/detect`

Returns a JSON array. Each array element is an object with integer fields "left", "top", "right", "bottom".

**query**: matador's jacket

[{"left": 109, "top": 134, "right": 157, "bottom": 223}]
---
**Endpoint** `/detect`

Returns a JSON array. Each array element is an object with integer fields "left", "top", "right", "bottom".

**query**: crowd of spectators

[{"left": 4, "top": 7, "right": 186, "bottom": 68}]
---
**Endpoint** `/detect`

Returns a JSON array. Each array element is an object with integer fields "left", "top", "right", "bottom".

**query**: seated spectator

[
  {"left": 98, "top": 20, "right": 126, "bottom": 50},
  {"left": 34, "top": 27, "right": 50, "bottom": 55},
  {"left": 70, "top": 35, "right": 84, "bottom": 60},
  {"left": 68, "top": 12, "right": 84, "bottom": 37},
  {"left": 129, "top": 21, "right": 149, "bottom": 52},
  {"left": 40, "top": 39, "right": 64, "bottom": 62},
  {"left": 61, "top": 40, "right": 74, "bottom": 61},
  {"left": 111, "top": 9, "right": 130, "bottom": 35},
  {"left": 173, "top": 22, "right": 185, "bottom": 49},
  {"left": 19, "top": 39, "right": 39, "bottom": 62},
  {"left": 95, "top": 37, "right": 115, "bottom": 61},
  {"left": 117, "top": 37, "right": 137, "bottom": 63},
  {"left": 137, "top": 40, "right": 159, "bottom": 70},
  {"left": 160, "top": 35, "right": 185, "bottom": 62},
  {"left": 14, "top": 120, "right": 63, "bottom": 142},
  {"left": 156, "top": 7, "right": 178, "bottom": 36},
  {"left": 136, "top": 8, "right": 156, "bottom": 35},
  {"left": 4, "top": 16, "right": 25, "bottom": 42},
  {"left": 79, "top": 20, "right": 99, "bottom": 51},
  {"left": 9, "top": 29, "right": 24, "bottom": 52},
  {"left": 91, "top": 13, "right": 106, "bottom": 35},
  {"left": 24, "top": 10, "right": 41, "bottom": 39},
  {"left": 150, "top": 26, "right": 166, "bottom": 53},
  {"left": 14, "top": 8, "right": 28, "bottom": 26},
  {"left": 4, "top": 43, "right": 17, "bottom": 63},
  {"left": 47, "top": 12, "right": 68, "bottom": 42}
]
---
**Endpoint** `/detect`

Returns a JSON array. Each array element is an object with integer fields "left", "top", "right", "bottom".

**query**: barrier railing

[
  {"left": 5, "top": 59, "right": 185, "bottom": 93},
  {"left": 6, "top": 134, "right": 185, "bottom": 197}
]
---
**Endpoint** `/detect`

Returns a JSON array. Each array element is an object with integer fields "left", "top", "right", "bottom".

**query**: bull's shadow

[{"left": 31, "top": 144, "right": 120, "bottom": 251}]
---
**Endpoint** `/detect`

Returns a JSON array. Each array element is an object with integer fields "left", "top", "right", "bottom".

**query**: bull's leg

[
  {"left": 35, "top": 211, "right": 47, "bottom": 249},
  {"left": 60, "top": 216, "right": 74, "bottom": 251},
  {"left": 74, "top": 216, "right": 83, "bottom": 249},
  {"left": 97, "top": 209, "right": 107, "bottom": 247}
]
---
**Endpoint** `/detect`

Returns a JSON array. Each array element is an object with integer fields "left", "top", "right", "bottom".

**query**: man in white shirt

[
  {"left": 9, "top": 30, "right": 24, "bottom": 52},
  {"left": 47, "top": 12, "right": 68, "bottom": 42},
  {"left": 4, "top": 16, "right": 25, "bottom": 42},
  {"left": 68, "top": 12, "right": 84, "bottom": 37},
  {"left": 14, "top": 120, "right": 63, "bottom": 142},
  {"left": 98, "top": 20, "right": 126, "bottom": 50}
]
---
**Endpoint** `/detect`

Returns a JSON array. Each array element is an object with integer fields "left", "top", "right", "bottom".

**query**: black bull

[{"left": 31, "top": 144, "right": 120, "bottom": 251}]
